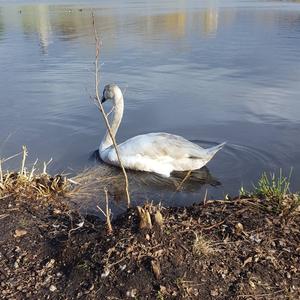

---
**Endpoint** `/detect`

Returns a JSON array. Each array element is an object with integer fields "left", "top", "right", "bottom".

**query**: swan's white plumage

[{"left": 99, "top": 84, "right": 225, "bottom": 177}]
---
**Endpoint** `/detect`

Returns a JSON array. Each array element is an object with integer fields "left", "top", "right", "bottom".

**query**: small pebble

[
  {"left": 101, "top": 269, "right": 110, "bottom": 278},
  {"left": 119, "top": 264, "right": 126, "bottom": 271},
  {"left": 126, "top": 289, "right": 137, "bottom": 298},
  {"left": 49, "top": 285, "right": 57, "bottom": 292}
]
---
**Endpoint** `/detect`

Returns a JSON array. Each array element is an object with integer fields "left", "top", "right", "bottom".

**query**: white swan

[{"left": 99, "top": 84, "right": 225, "bottom": 177}]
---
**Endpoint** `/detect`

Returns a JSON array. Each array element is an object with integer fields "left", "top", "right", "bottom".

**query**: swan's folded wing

[{"left": 116, "top": 132, "right": 210, "bottom": 160}]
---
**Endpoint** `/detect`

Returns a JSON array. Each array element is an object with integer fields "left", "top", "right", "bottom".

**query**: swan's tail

[{"left": 206, "top": 142, "right": 226, "bottom": 158}]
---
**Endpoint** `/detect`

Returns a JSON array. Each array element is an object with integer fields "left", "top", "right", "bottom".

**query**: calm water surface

[{"left": 1, "top": 0, "right": 300, "bottom": 213}]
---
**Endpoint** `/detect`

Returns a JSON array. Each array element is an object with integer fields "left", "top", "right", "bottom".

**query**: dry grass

[
  {"left": 0, "top": 146, "right": 68, "bottom": 201},
  {"left": 192, "top": 232, "right": 215, "bottom": 257},
  {"left": 67, "top": 163, "right": 219, "bottom": 218},
  {"left": 67, "top": 165, "right": 129, "bottom": 215},
  {"left": 67, "top": 164, "right": 186, "bottom": 215}
]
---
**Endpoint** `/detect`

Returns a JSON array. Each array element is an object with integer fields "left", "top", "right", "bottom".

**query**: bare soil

[{"left": 0, "top": 192, "right": 299, "bottom": 299}]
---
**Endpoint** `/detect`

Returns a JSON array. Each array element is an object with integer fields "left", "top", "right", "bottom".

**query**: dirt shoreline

[{"left": 0, "top": 182, "right": 299, "bottom": 300}]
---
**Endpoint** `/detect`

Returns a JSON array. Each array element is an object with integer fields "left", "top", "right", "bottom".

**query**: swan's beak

[{"left": 101, "top": 96, "right": 107, "bottom": 104}]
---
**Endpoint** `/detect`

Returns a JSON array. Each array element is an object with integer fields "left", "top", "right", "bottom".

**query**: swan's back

[{"left": 101, "top": 132, "right": 225, "bottom": 176}]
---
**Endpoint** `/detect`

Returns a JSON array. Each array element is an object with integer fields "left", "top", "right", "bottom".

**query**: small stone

[
  {"left": 101, "top": 268, "right": 110, "bottom": 278},
  {"left": 126, "top": 289, "right": 137, "bottom": 298},
  {"left": 119, "top": 264, "right": 126, "bottom": 271},
  {"left": 14, "top": 229, "right": 27, "bottom": 238},
  {"left": 46, "top": 259, "right": 55, "bottom": 269},
  {"left": 235, "top": 222, "right": 244, "bottom": 234},
  {"left": 250, "top": 234, "right": 262, "bottom": 243},
  {"left": 249, "top": 280, "right": 256, "bottom": 288},
  {"left": 49, "top": 285, "right": 57, "bottom": 292}
]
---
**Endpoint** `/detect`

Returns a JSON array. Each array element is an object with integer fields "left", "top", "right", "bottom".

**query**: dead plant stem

[
  {"left": 0, "top": 159, "right": 3, "bottom": 183},
  {"left": 29, "top": 159, "right": 38, "bottom": 181},
  {"left": 104, "top": 188, "right": 113, "bottom": 234},
  {"left": 92, "top": 13, "right": 131, "bottom": 207},
  {"left": 20, "top": 145, "right": 28, "bottom": 176},
  {"left": 203, "top": 188, "right": 208, "bottom": 205},
  {"left": 176, "top": 170, "right": 192, "bottom": 191},
  {"left": 43, "top": 158, "right": 53, "bottom": 175}
]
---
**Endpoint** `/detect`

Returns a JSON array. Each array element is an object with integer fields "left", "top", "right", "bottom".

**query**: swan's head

[{"left": 101, "top": 84, "right": 123, "bottom": 104}]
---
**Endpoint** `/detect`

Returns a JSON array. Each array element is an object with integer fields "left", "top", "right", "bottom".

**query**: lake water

[{"left": 1, "top": 0, "right": 300, "bottom": 213}]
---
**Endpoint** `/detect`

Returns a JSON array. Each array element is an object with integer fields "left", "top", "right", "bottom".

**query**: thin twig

[
  {"left": 97, "top": 188, "right": 113, "bottom": 234},
  {"left": 107, "top": 256, "right": 127, "bottom": 268},
  {"left": 0, "top": 194, "right": 12, "bottom": 200},
  {"left": 68, "top": 178, "right": 80, "bottom": 185},
  {"left": 68, "top": 220, "right": 85, "bottom": 238},
  {"left": 29, "top": 159, "right": 38, "bottom": 181},
  {"left": 203, "top": 188, "right": 208, "bottom": 205},
  {"left": 106, "top": 106, "right": 115, "bottom": 117},
  {"left": 43, "top": 158, "right": 53, "bottom": 175},
  {"left": 96, "top": 205, "right": 106, "bottom": 217},
  {"left": 0, "top": 214, "right": 9, "bottom": 220},
  {"left": 237, "top": 289, "right": 284, "bottom": 299},
  {"left": 176, "top": 170, "right": 192, "bottom": 192},
  {"left": 104, "top": 188, "right": 113, "bottom": 234},
  {"left": 20, "top": 145, "right": 28, "bottom": 176},
  {"left": 2, "top": 151, "right": 22, "bottom": 163},
  {"left": 92, "top": 13, "right": 131, "bottom": 207},
  {"left": 202, "top": 219, "right": 225, "bottom": 231},
  {"left": 0, "top": 159, "right": 3, "bottom": 184}
]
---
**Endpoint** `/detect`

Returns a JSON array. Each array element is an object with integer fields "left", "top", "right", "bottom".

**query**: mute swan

[{"left": 99, "top": 84, "right": 225, "bottom": 177}]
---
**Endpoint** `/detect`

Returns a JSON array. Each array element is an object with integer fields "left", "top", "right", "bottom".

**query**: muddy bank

[{"left": 0, "top": 180, "right": 299, "bottom": 300}]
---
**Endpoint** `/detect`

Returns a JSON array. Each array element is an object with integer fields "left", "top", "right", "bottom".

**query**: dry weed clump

[
  {"left": 192, "top": 232, "right": 215, "bottom": 257},
  {"left": 0, "top": 146, "right": 69, "bottom": 201}
]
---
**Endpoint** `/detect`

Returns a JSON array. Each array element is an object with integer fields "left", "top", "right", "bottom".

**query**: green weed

[{"left": 253, "top": 169, "right": 291, "bottom": 201}]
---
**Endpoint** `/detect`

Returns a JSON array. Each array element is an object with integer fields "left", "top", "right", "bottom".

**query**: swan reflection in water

[{"left": 69, "top": 150, "right": 220, "bottom": 218}]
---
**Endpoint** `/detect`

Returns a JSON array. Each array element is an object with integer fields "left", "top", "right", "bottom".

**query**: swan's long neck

[{"left": 99, "top": 94, "right": 124, "bottom": 152}]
